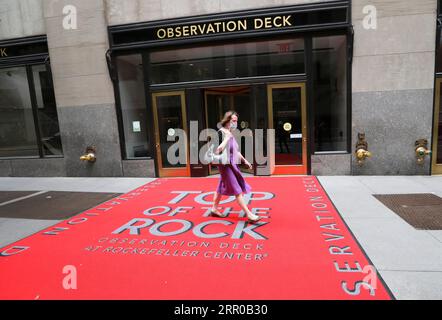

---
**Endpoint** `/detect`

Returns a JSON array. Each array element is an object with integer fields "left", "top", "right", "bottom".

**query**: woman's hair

[{"left": 220, "top": 110, "right": 238, "bottom": 128}]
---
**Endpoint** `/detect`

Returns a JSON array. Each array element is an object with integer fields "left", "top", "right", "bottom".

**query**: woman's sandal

[
  {"left": 210, "top": 209, "right": 225, "bottom": 218},
  {"left": 247, "top": 215, "right": 262, "bottom": 223}
]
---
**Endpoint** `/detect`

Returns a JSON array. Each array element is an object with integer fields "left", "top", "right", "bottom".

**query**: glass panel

[
  {"left": 155, "top": 95, "right": 185, "bottom": 168},
  {"left": 438, "top": 81, "right": 442, "bottom": 164},
  {"left": 116, "top": 54, "right": 152, "bottom": 158},
  {"left": 150, "top": 38, "right": 304, "bottom": 84},
  {"left": 205, "top": 93, "right": 230, "bottom": 175},
  {"left": 206, "top": 94, "right": 231, "bottom": 130},
  {"left": 32, "top": 65, "right": 63, "bottom": 156},
  {"left": 0, "top": 66, "right": 39, "bottom": 157},
  {"left": 205, "top": 88, "right": 251, "bottom": 130},
  {"left": 436, "top": 26, "right": 442, "bottom": 73},
  {"left": 272, "top": 87, "right": 302, "bottom": 165},
  {"left": 312, "top": 35, "right": 348, "bottom": 152},
  {"left": 233, "top": 91, "right": 253, "bottom": 173},
  {"left": 205, "top": 87, "right": 252, "bottom": 173}
]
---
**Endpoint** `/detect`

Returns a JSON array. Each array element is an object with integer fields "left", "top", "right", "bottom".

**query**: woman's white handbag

[
  {"left": 203, "top": 130, "right": 229, "bottom": 165},
  {"left": 204, "top": 144, "right": 229, "bottom": 164}
]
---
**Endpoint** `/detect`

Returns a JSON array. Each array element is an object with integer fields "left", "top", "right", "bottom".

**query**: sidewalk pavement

[
  {"left": 318, "top": 176, "right": 442, "bottom": 300},
  {"left": 0, "top": 175, "right": 441, "bottom": 300}
]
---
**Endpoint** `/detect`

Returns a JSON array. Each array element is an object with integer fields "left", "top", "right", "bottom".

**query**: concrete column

[
  {"left": 351, "top": 0, "right": 437, "bottom": 175},
  {"left": 43, "top": 0, "right": 122, "bottom": 176}
]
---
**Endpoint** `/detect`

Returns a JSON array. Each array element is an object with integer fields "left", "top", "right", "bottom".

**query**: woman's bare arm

[
  {"left": 237, "top": 151, "right": 246, "bottom": 163},
  {"left": 215, "top": 130, "right": 231, "bottom": 154}
]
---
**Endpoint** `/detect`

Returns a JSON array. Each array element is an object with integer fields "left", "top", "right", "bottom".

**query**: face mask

[{"left": 230, "top": 121, "right": 237, "bottom": 130}]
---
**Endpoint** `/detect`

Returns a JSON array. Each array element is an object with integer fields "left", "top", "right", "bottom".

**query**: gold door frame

[
  {"left": 267, "top": 82, "right": 308, "bottom": 175},
  {"left": 152, "top": 91, "right": 190, "bottom": 177},
  {"left": 204, "top": 87, "right": 253, "bottom": 175},
  {"left": 432, "top": 78, "right": 442, "bottom": 175}
]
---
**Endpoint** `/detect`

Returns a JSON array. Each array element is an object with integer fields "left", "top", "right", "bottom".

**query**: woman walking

[{"left": 209, "top": 111, "right": 262, "bottom": 223}]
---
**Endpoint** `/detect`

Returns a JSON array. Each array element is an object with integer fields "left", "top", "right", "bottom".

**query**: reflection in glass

[
  {"left": 150, "top": 38, "right": 305, "bottom": 84},
  {"left": 0, "top": 67, "right": 39, "bottom": 157},
  {"left": 312, "top": 35, "right": 348, "bottom": 152},
  {"left": 271, "top": 87, "right": 302, "bottom": 165},
  {"left": 155, "top": 95, "right": 185, "bottom": 168},
  {"left": 116, "top": 54, "right": 152, "bottom": 158},
  {"left": 32, "top": 65, "right": 63, "bottom": 156}
]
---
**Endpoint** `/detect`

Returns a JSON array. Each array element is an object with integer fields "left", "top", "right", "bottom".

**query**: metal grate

[
  {"left": 0, "top": 191, "right": 37, "bottom": 204},
  {"left": 373, "top": 193, "right": 442, "bottom": 230},
  {"left": 0, "top": 191, "right": 122, "bottom": 220}
]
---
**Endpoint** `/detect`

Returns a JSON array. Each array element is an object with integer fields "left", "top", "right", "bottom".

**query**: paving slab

[
  {"left": 340, "top": 217, "right": 442, "bottom": 271},
  {"left": 357, "top": 176, "right": 442, "bottom": 195},
  {"left": 427, "top": 231, "right": 442, "bottom": 243},
  {"left": 0, "top": 218, "right": 61, "bottom": 248},
  {"left": 379, "top": 270, "right": 442, "bottom": 300}
]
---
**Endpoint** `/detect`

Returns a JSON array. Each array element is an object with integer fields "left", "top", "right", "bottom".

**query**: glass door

[
  {"left": 432, "top": 78, "right": 442, "bottom": 175},
  {"left": 267, "top": 83, "right": 307, "bottom": 175},
  {"left": 204, "top": 86, "right": 253, "bottom": 175},
  {"left": 152, "top": 91, "right": 190, "bottom": 177}
]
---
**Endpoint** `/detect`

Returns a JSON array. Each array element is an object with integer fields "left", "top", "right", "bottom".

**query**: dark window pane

[
  {"left": 0, "top": 66, "right": 39, "bottom": 157},
  {"left": 116, "top": 54, "right": 152, "bottom": 158},
  {"left": 150, "top": 38, "right": 305, "bottom": 84},
  {"left": 205, "top": 87, "right": 252, "bottom": 174},
  {"left": 437, "top": 26, "right": 442, "bottom": 73},
  {"left": 271, "top": 87, "right": 302, "bottom": 165},
  {"left": 438, "top": 81, "right": 442, "bottom": 163},
  {"left": 312, "top": 35, "right": 348, "bottom": 152},
  {"left": 155, "top": 95, "right": 185, "bottom": 168},
  {"left": 32, "top": 65, "right": 63, "bottom": 156}
]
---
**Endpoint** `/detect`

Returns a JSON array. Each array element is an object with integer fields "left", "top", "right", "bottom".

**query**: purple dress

[{"left": 216, "top": 134, "right": 252, "bottom": 196}]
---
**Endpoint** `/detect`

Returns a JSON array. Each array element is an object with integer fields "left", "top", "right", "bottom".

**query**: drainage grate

[
  {"left": 0, "top": 191, "right": 122, "bottom": 220},
  {"left": 373, "top": 193, "right": 442, "bottom": 230},
  {"left": 0, "top": 191, "right": 38, "bottom": 204}
]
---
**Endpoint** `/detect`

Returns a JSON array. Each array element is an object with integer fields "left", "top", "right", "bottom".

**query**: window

[
  {"left": 0, "top": 67, "right": 39, "bottom": 157},
  {"left": 150, "top": 37, "right": 305, "bottom": 84},
  {"left": 0, "top": 64, "right": 62, "bottom": 158},
  {"left": 312, "top": 35, "right": 348, "bottom": 152},
  {"left": 31, "top": 65, "right": 63, "bottom": 156},
  {"left": 116, "top": 54, "right": 152, "bottom": 159}
]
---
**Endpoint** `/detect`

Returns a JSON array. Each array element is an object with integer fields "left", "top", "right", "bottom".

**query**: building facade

[{"left": 0, "top": 0, "right": 440, "bottom": 177}]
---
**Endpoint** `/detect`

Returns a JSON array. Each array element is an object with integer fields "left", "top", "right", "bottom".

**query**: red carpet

[{"left": 0, "top": 176, "right": 392, "bottom": 300}]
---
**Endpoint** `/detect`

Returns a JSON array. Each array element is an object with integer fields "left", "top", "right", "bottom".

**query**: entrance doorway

[
  {"left": 203, "top": 82, "right": 308, "bottom": 176},
  {"left": 150, "top": 83, "right": 308, "bottom": 178},
  {"left": 152, "top": 91, "right": 190, "bottom": 177},
  {"left": 204, "top": 86, "right": 253, "bottom": 175},
  {"left": 267, "top": 83, "right": 307, "bottom": 175}
]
